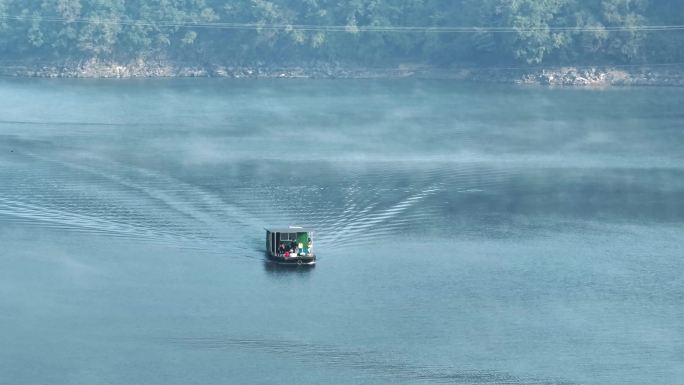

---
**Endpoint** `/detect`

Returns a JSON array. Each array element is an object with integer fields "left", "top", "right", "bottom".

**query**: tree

[{"left": 0, "top": 0, "right": 682, "bottom": 66}]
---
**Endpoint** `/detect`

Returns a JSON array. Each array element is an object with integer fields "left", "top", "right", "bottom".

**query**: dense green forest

[{"left": 1, "top": 0, "right": 683, "bottom": 66}]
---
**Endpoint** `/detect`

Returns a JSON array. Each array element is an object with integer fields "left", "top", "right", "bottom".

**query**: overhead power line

[{"left": 2, "top": 14, "right": 684, "bottom": 33}]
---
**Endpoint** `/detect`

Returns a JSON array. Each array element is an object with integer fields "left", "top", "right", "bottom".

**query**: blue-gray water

[{"left": 0, "top": 79, "right": 682, "bottom": 385}]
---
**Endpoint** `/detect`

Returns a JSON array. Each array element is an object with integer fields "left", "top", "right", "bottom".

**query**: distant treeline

[{"left": 1, "top": 0, "right": 683, "bottom": 66}]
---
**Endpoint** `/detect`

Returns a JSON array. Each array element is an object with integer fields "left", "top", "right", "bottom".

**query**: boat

[{"left": 265, "top": 226, "right": 316, "bottom": 266}]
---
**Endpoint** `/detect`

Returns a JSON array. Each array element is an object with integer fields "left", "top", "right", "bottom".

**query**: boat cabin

[{"left": 265, "top": 227, "right": 316, "bottom": 265}]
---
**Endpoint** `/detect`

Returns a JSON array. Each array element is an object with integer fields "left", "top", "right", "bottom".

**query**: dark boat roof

[{"left": 265, "top": 227, "right": 314, "bottom": 233}]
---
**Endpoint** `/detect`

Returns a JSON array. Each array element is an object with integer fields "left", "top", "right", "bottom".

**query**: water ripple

[{"left": 167, "top": 336, "right": 576, "bottom": 385}]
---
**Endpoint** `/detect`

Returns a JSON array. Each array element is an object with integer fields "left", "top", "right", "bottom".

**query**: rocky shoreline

[{"left": 1, "top": 58, "right": 683, "bottom": 87}]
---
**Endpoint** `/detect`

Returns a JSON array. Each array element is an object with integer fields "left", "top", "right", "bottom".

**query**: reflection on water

[
  {"left": 0, "top": 78, "right": 683, "bottom": 385},
  {"left": 262, "top": 260, "right": 316, "bottom": 275}
]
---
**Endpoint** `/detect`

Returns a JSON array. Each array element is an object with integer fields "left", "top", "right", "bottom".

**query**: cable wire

[{"left": 2, "top": 14, "right": 684, "bottom": 33}]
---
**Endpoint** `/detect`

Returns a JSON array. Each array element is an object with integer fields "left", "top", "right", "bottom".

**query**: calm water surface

[{"left": 0, "top": 79, "right": 683, "bottom": 385}]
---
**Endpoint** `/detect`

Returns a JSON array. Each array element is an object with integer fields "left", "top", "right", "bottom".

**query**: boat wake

[{"left": 0, "top": 144, "right": 505, "bottom": 257}]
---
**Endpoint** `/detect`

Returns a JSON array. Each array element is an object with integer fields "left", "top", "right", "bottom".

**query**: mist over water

[{"left": 1, "top": 78, "right": 683, "bottom": 385}]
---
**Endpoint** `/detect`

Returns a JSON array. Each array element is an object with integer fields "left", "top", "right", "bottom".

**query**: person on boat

[
  {"left": 278, "top": 243, "right": 286, "bottom": 256},
  {"left": 307, "top": 238, "right": 313, "bottom": 255}
]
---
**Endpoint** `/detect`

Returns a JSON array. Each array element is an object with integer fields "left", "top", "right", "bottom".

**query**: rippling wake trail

[
  {"left": 1, "top": 143, "right": 509, "bottom": 256},
  {"left": 0, "top": 195, "right": 189, "bottom": 245},
  {"left": 323, "top": 184, "right": 444, "bottom": 247},
  {"left": 0, "top": 149, "right": 268, "bottom": 256}
]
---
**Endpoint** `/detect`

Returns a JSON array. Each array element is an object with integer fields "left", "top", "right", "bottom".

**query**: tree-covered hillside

[{"left": 1, "top": 0, "right": 683, "bottom": 66}]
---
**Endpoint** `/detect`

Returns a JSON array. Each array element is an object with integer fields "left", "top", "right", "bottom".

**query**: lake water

[{"left": 0, "top": 78, "right": 682, "bottom": 385}]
